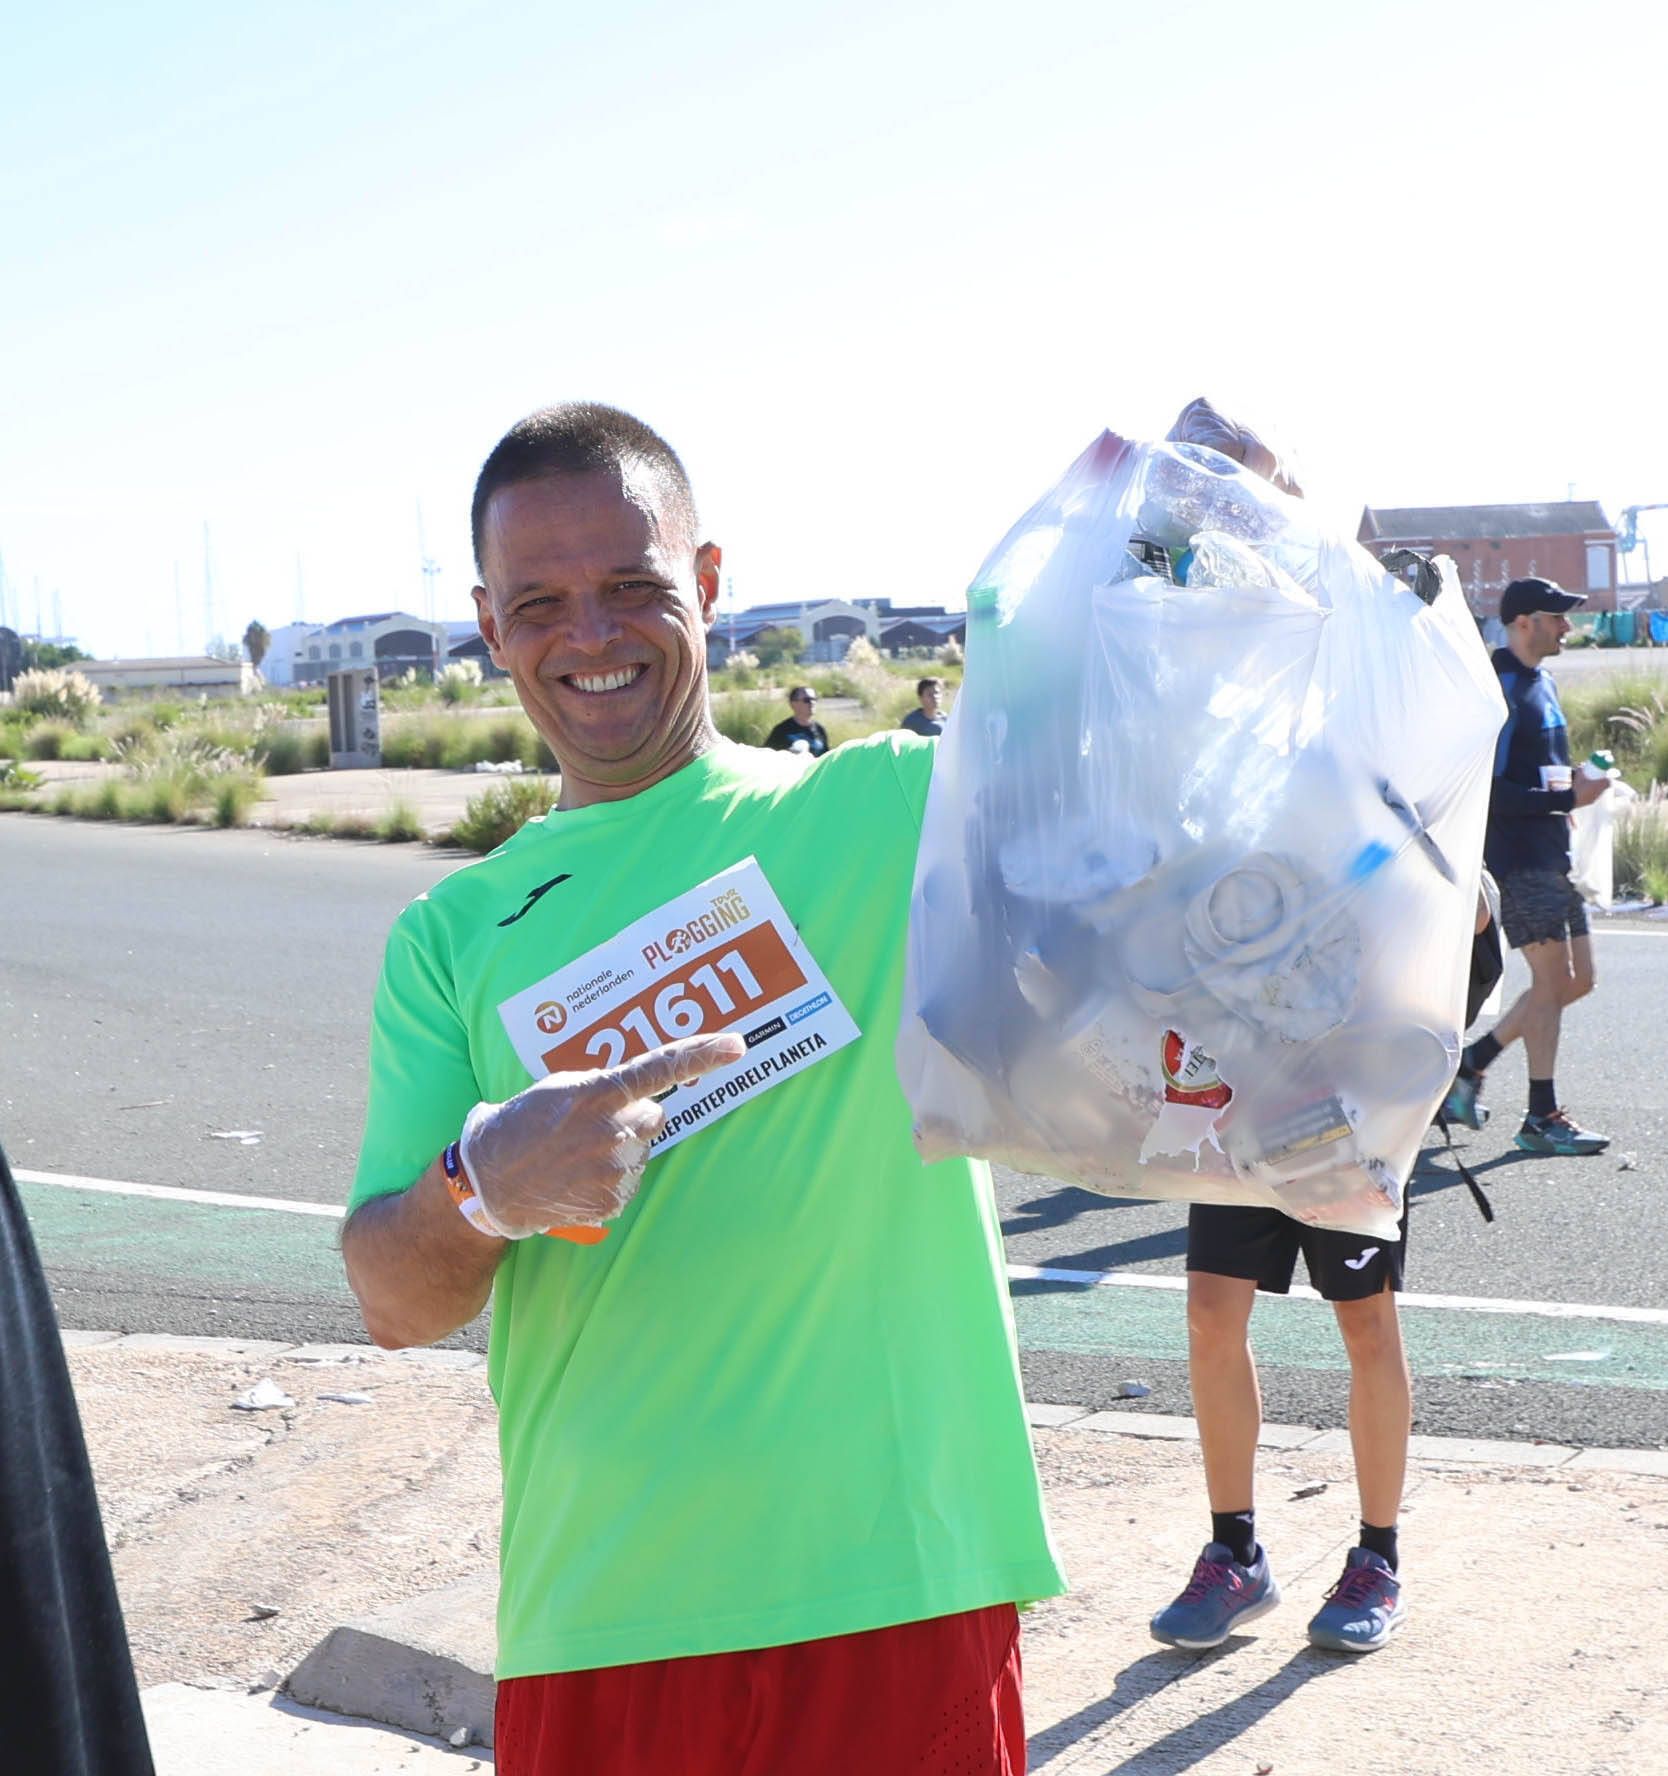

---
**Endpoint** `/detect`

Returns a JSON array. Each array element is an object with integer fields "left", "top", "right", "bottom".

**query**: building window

[
  {"left": 350, "top": 641, "right": 363, "bottom": 658},
  {"left": 1586, "top": 544, "right": 1612, "bottom": 591},
  {"left": 328, "top": 643, "right": 342, "bottom": 660},
  {"left": 309, "top": 647, "right": 321, "bottom": 660}
]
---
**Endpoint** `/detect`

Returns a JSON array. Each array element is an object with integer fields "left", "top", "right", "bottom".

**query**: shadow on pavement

[{"left": 1030, "top": 1642, "right": 1349, "bottom": 1773}]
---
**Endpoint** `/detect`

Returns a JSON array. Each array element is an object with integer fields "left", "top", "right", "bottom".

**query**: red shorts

[{"left": 495, "top": 1604, "right": 1024, "bottom": 1776}]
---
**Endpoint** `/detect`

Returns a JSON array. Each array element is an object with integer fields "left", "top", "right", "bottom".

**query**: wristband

[
  {"left": 442, "top": 1141, "right": 510, "bottom": 1240},
  {"left": 442, "top": 1140, "right": 610, "bottom": 1246}
]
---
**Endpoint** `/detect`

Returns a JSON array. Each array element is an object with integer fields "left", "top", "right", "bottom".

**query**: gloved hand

[
  {"left": 458, "top": 1032, "right": 746, "bottom": 1239},
  {"left": 1167, "top": 395, "right": 1303, "bottom": 498}
]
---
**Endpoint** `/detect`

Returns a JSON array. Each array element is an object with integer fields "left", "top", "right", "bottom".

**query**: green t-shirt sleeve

[{"left": 349, "top": 911, "right": 482, "bottom": 1215}]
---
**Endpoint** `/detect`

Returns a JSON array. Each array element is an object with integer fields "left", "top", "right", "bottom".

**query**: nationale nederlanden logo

[{"left": 534, "top": 1000, "right": 568, "bottom": 1036}]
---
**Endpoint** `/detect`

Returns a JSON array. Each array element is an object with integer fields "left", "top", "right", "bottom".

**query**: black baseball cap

[{"left": 1500, "top": 577, "right": 1585, "bottom": 623}]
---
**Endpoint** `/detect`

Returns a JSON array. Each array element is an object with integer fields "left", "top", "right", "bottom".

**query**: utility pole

[
  {"left": 174, "top": 562, "right": 184, "bottom": 655},
  {"left": 417, "top": 502, "right": 440, "bottom": 623},
  {"left": 52, "top": 589, "right": 63, "bottom": 643},
  {"left": 295, "top": 553, "right": 305, "bottom": 621},
  {"left": 202, "top": 523, "right": 215, "bottom": 654}
]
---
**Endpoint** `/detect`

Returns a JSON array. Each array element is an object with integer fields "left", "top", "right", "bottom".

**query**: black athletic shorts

[
  {"left": 1186, "top": 1201, "right": 1407, "bottom": 1301},
  {"left": 1497, "top": 867, "right": 1588, "bottom": 949}
]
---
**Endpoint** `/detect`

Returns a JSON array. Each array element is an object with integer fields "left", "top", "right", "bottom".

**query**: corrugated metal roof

[{"left": 1360, "top": 501, "right": 1614, "bottom": 541}]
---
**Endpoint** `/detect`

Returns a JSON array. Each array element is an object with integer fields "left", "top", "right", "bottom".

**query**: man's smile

[{"left": 561, "top": 664, "right": 650, "bottom": 695}]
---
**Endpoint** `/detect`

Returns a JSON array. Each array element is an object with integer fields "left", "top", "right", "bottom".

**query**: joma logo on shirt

[{"left": 642, "top": 888, "right": 751, "bottom": 969}]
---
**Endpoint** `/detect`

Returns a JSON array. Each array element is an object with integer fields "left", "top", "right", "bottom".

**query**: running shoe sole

[
  {"left": 1150, "top": 1582, "right": 1282, "bottom": 1650},
  {"left": 1308, "top": 1603, "right": 1407, "bottom": 1654},
  {"left": 1514, "top": 1132, "right": 1609, "bottom": 1156}
]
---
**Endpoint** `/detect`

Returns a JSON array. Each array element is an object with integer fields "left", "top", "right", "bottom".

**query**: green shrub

[
  {"left": 712, "top": 691, "right": 783, "bottom": 747},
  {"left": 0, "top": 762, "right": 42, "bottom": 791},
  {"left": 144, "top": 776, "right": 193, "bottom": 822},
  {"left": 1615, "top": 798, "right": 1668, "bottom": 901},
  {"left": 85, "top": 779, "right": 123, "bottom": 820},
  {"left": 1562, "top": 677, "right": 1668, "bottom": 778},
  {"left": 211, "top": 773, "right": 263, "bottom": 827},
  {"left": 24, "top": 719, "right": 74, "bottom": 759},
  {"left": 437, "top": 660, "right": 483, "bottom": 704},
  {"left": 1, "top": 717, "right": 32, "bottom": 761},
  {"left": 450, "top": 776, "right": 556, "bottom": 853},
  {"left": 59, "top": 732, "right": 111, "bottom": 762},
  {"left": 14, "top": 667, "right": 102, "bottom": 725},
  {"left": 376, "top": 799, "right": 426, "bottom": 842},
  {"left": 255, "top": 728, "right": 309, "bottom": 775},
  {"left": 301, "top": 809, "right": 338, "bottom": 837},
  {"left": 307, "top": 731, "right": 331, "bottom": 768}
]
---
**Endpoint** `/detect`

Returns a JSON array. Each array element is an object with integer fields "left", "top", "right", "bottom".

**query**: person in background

[
  {"left": 900, "top": 677, "right": 946, "bottom": 738},
  {"left": 764, "top": 685, "right": 829, "bottom": 755},
  {"left": 1443, "top": 578, "right": 1611, "bottom": 1155},
  {"left": 1146, "top": 398, "right": 1413, "bottom": 1657}
]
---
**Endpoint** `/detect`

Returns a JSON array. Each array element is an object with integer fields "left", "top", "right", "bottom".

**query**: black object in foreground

[{"left": 0, "top": 1141, "right": 156, "bottom": 1775}]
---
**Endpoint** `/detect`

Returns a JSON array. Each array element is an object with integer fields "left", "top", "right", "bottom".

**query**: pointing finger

[{"left": 603, "top": 1032, "right": 746, "bottom": 1106}]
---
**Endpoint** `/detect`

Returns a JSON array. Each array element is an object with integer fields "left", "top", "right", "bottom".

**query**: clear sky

[{"left": 4, "top": 0, "right": 1665, "bottom": 658}]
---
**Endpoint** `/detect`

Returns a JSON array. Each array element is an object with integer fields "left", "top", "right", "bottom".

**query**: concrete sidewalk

[{"left": 65, "top": 1333, "right": 1668, "bottom": 1775}]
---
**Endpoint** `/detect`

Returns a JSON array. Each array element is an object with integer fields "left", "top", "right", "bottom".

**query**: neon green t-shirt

[{"left": 350, "top": 734, "right": 1064, "bottom": 1678}]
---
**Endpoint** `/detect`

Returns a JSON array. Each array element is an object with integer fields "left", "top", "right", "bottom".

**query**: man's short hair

[
  {"left": 917, "top": 677, "right": 944, "bottom": 697},
  {"left": 788, "top": 686, "right": 815, "bottom": 705},
  {"left": 471, "top": 402, "right": 698, "bottom": 576}
]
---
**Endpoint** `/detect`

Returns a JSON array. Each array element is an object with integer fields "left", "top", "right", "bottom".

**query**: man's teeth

[{"left": 569, "top": 667, "right": 643, "bottom": 694}]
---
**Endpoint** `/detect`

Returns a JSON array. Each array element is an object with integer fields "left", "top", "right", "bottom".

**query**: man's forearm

[{"left": 342, "top": 1157, "right": 507, "bottom": 1349}]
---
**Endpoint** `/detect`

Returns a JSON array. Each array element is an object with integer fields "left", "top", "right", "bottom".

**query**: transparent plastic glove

[
  {"left": 458, "top": 1032, "right": 746, "bottom": 1239},
  {"left": 1167, "top": 395, "right": 1303, "bottom": 497}
]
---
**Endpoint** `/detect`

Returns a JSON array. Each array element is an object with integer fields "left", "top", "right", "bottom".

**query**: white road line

[
  {"left": 18, "top": 1168, "right": 1668, "bottom": 1326},
  {"left": 14, "top": 1169, "right": 344, "bottom": 1219},
  {"left": 1591, "top": 927, "right": 1668, "bottom": 939},
  {"left": 1005, "top": 1263, "right": 1668, "bottom": 1326}
]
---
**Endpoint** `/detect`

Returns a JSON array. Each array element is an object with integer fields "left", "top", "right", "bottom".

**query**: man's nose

[{"left": 565, "top": 592, "right": 624, "bottom": 655}]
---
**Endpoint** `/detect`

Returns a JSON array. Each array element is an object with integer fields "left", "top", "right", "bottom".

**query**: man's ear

[
  {"left": 695, "top": 542, "right": 722, "bottom": 631},
  {"left": 472, "top": 585, "right": 509, "bottom": 670}
]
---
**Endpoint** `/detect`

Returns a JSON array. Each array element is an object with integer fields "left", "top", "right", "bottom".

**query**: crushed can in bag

[{"left": 896, "top": 429, "right": 1506, "bottom": 1239}]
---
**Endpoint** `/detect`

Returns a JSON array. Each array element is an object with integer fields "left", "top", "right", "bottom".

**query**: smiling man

[{"left": 342, "top": 404, "right": 1061, "bottom": 1776}]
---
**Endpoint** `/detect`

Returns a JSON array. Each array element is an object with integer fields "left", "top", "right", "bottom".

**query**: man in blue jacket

[{"left": 1444, "top": 578, "right": 1611, "bottom": 1154}]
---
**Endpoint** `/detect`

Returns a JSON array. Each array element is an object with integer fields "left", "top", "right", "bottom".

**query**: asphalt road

[{"left": 4, "top": 814, "right": 1665, "bottom": 1447}]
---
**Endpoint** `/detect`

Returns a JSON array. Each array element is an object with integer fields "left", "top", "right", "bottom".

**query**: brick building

[{"left": 1357, "top": 502, "right": 1619, "bottom": 617}]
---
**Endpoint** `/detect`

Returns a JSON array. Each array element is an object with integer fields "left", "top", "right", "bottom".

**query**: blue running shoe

[
  {"left": 1150, "top": 1542, "right": 1281, "bottom": 1649},
  {"left": 1515, "top": 1109, "right": 1609, "bottom": 1156},
  {"left": 1441, "top": 1068, "right": 1488, "bottom": 1131},
  {"left": 1307, "top": 1548, "right": 1405, "bottom": 1653}
]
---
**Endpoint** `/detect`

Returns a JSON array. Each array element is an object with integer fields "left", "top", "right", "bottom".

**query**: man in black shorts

[
  {"left": 1442, "top": 578, "right": 1611, "bottom": 1155},
  {"left": 1149, "top": 1204, "right": 1411, "bottom": 1654}
]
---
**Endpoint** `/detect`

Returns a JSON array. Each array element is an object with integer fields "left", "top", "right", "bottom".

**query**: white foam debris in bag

[{"left": 896, "top": 431, "right": 1506, "bottom": 1239}]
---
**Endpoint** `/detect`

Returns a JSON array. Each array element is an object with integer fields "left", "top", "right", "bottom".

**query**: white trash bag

[
  {"left": 1570, "top": 759, "right": 1637, "bottom": 909},
  {"left": 897, "top": 430, "right": 1506, "bottom": 1239}
]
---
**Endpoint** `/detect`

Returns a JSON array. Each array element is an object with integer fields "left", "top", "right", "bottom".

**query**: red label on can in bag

[{"left": 1161, "top": 1030, "right": 1233, "bottom": 1109}]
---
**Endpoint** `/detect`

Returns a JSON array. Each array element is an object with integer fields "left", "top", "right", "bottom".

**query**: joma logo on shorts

[{"left": 642, "top": 888, "right": 751, "bottom": 968}]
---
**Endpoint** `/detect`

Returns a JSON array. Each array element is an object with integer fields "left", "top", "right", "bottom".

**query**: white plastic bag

[
  {"left": 1570, "top": 768, "right": 1637, "bottom": 908},
  {"left": 897, "top": 431, "right": 1507, "bottom": 1239}
]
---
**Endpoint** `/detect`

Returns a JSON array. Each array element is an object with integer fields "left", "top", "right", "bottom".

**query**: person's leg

[
  {"left": 1479, "top": 935, "right": 1572, "bottom": 1079},
  {"left": 1302, "top": 1227, "right": 1411, "bottom": 1654},
  {"left": 1332, "top": 1287, "right": 1412, "bottom": 1542},
  {"left": 1151, "top": 1209, "right": 1287, "bottom": 1649},
  {"left": 1187, "top": 1270, "right": 1261, "bottom": 1523}
]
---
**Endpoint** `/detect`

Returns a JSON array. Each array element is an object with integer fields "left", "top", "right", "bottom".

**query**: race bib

[{"left": 497, "top": 858, "right": 861, "bottom": 1158}]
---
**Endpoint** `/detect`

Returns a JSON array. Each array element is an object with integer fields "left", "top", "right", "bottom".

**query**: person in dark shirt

[
  {"left": 763, "top": 685, "right": 828, "bottom": 755},
  {"left": 1443, "top": 578, "right": 1611, "bottom": 1154},
  {"left": 900, "top": 677, "right": 946, "bottom": 738}
]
